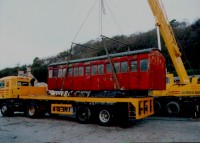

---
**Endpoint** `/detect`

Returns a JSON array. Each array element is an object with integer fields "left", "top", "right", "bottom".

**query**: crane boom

[{"left": 147, "top": 0, "right": 190, "bottom": 84}]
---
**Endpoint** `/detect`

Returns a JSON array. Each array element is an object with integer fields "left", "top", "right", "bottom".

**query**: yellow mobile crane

[{"left": 148, "top": 0, "right": 200, "bottom": 116}]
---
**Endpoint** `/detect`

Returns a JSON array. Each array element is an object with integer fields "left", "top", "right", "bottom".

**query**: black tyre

[
  {"left": 154, "top": 101, "right": 162, "bottom": 114},
  {"left": 1, "top": 103, "right": 13, "bottom": 117},
  {"left": 98, "top": 109, "right": 113, "bottom": 126},
  {"left": 76, "top": 106, "right": 91, "bottom": 123},
  {"left": 166, "top": 101, "right": 180, "bottom": 116},
  {"left": 26, "top": 103, "right": 38, "bottom": 118}
]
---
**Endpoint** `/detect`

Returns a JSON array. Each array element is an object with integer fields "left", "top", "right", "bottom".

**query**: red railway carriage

[{"left": 48, "top": 48, "right": 166, "bottom": 92}]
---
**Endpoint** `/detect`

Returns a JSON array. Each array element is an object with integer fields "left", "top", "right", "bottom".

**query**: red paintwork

[{"left": 48, "top": 49, "right": 166, "bottom": 91}]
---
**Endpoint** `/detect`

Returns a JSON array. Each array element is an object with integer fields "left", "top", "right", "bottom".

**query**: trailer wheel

[
  {"left": 166, "top": 101, "right": 180, "bottom": 116},
  {"left": 154, "top": 101, "right": 162, "bottom": 114},
  {"left": 98, "top": 109, "right": 113, "bottom": 126},
  {"left": 1, "top": 103, "right": 13, "bottom": 117},
  {"left": 26, "top": 103, "right": 38, "bottom": 118},
  {"left": 76, "top": 106, "right": 91, "bottom": 123}
]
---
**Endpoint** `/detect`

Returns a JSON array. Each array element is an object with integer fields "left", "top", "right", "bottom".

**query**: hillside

[{"left": 0, "top": 19, "right": 199, "bottom": 82}]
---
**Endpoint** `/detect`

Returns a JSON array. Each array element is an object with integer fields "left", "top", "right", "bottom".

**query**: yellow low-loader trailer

[{"left": 0, "top": 76, "right": 153, "bottom": 126}]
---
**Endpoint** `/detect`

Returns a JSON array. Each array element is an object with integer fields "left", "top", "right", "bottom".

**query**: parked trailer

[{"left": 0, "top": 49, "right": 165, "bottom": 125}]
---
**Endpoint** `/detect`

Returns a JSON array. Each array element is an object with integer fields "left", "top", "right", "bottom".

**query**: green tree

[{"left": 32, "top": 65, "right": 48, "bottom": 82}]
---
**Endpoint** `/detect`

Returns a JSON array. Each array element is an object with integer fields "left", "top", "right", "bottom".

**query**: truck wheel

[
  {"left": 76, "top": 106, "right": 91, "bottom": 123},
  {"left": 166, "top": 101, "right": 180, "bottom": 116},
  {"left": 154, "top": 101, "right": 162, "bottom": 114},
  {"left": 1, "top": 103, "right": 13, "bottom": 117},
  {"left": 26, "top": 103, "right": 38, "bottom": 118},
  {"left": 98, "top": 109, "right": 113, "bottom": 126}
]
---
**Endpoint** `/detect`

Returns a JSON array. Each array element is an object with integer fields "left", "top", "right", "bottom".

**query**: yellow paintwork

[
  {"left": 151, "top": 74, "right": 200, "bottom": 97},
  {"left": 19, "top": 86, "right": 46, "bottom": 96},
  {"left": 21, "top": 94, "right": 154, "bottom": 119}
]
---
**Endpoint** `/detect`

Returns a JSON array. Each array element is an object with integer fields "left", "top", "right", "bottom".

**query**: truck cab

[{"left": 0, "top": 76, "right": 30, "bottom": 99}]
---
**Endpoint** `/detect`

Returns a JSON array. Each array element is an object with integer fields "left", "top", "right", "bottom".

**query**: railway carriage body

[{"left": 48, "top": 48, "right": 166, "bottom": 92}]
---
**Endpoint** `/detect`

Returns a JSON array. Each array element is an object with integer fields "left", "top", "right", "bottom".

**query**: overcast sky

[{"left": 0, "top": 0, "right": 199, "bottom": 70}]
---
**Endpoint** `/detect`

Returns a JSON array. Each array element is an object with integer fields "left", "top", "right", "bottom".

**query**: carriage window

[
  {"left": 131, "top": 61, "right": 138, "bottom": 72},
  {"left": 58, "top": 69, "right": 62, "bottom": 78},
  {"left": 86, "top": 66, "right": 90, "bottom": 75},
  {"left": 114, "top": 62, "right": 120, "bottom": 73},
  {"left": 74, "top": 67, "right": 78, "bottom": 76},
  {"left": 140, "top": 59, "right": 148, "bottom": 71},
  {"left": 68, "top": 68, "right": 73, "bottom": 76},
  {"left": 121, "top": 61, "right": 128, "bottom": 73},
  {"left": 0, "top": 81, "right": 5, "bottom": 88},
  {"left": 53, "top": 69, "right": 58, "bottom": 78},
  {"left": 62, "top": 68, "right": 66, "bottom": 77},
  {"left": 106, "top": 63, "right": 112, "bottom": 73},
  {"left": 98, "top": 64, "right": 104, "bottom": 75},
  {"left": 79, "top": 67, "right": 84, "bottom": 76},
  {"left": 49, "top": 70, "right": 53, "bottom": 78},
  {"left": 92, "top": 65, "right": 97, "bottom": 75}
]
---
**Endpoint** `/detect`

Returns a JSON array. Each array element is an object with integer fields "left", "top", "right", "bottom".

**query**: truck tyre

[
  {"left": 166, "top": 101, "right": 180, "bottom": 116},
  {"left": 1, "top": 103, "right": 13, "bottom": 117},
  {"left": 76, "top": 106, "right": 91, "bottom": 123},
  {"left": 98, "top": 108, "right": 113, "bottom": 126},
  {"left": 154, "top": 101, "right": 162, "bottom": 114},
  {"left": 26, "top": 103, "right": 38, "bottom": 118}
]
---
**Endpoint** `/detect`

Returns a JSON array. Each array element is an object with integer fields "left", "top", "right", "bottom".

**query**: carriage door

[
  {"left": 57, "top": 66, "right": 66, "bottom": 90},
  {"left": 48, "top": 67, "right": 58, "bottom": 90},
  {"left": 139, "top": 58, "right": 149, "bottom": 89},
  {"left": 120, "top": 61, "right": 129, "bottom": 89},
  {"left": 129, "top": 59, "right": 139, "bottom": 89}
]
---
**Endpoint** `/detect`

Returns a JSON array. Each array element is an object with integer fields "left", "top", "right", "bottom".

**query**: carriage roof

[{"left": 49, "top": 48, "right": 159, "bottom": 67}]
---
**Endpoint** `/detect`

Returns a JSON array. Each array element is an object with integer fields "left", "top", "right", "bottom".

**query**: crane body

[{"left": 148, "top": 0, "right": 200, "bottom": 116}]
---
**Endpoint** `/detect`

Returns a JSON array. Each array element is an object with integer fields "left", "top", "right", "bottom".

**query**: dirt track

[{"left": 0, "top": 113, "right": 200, "bottom": 143}]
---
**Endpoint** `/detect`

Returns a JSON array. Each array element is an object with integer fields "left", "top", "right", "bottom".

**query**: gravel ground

[{"left": 0, "top": 112, "right": 200, "bottom": 143}]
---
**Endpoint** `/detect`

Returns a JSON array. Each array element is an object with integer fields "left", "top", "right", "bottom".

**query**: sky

[{"left": 0, "top": 0, "right": 199, "bottom": 70}]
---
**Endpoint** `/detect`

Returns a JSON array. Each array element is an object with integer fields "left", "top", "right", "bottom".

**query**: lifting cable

[
  {"left": 176, "top": 39, "right": 195, "bottom": 75},
  {"left": 63, "top": 0, "right": 131, "bottom": 91},
  {"left": 72, "top": 42, "right": 100, "bottom": 52},
  {"left": 101, "top": 35, "right": 130, "bottom": 49},
  {"left": 99, "top": 0, "right": 122, "bottom": 90},
  {"left": 72, "top": 0, "right": 130, "bottom": 53},
  {"left": 72, "top": 0, "right": 98, "bottom": 43},
  {"left": 62, "top": 0, "right": 99, "bottom": 91},
  {"left": 99, "top": 0, "right": 106, "bottom": 35},
  {"left": 103, "top": 0, "right": 130, "bottom": 51},
  {"left": 102, "top": 36, "right": 120, "bottom": 90},
  {"left": 61, "top": 44, "right": 73, "bottom": 92}
]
